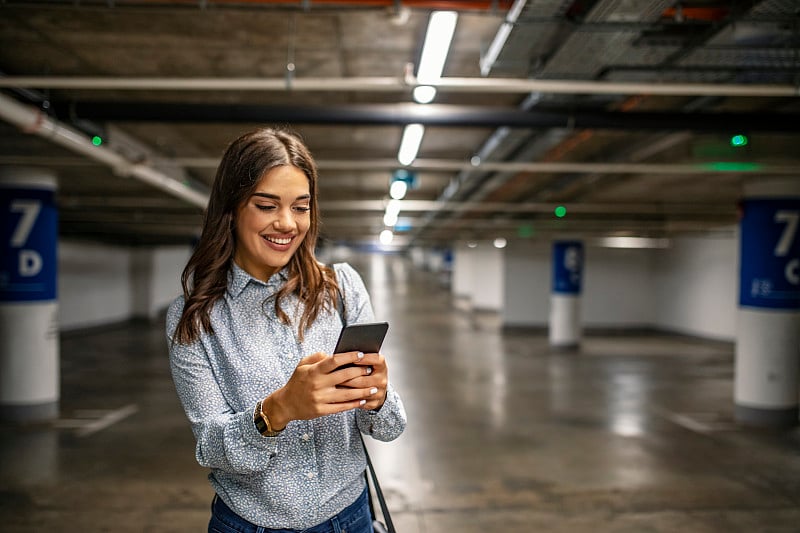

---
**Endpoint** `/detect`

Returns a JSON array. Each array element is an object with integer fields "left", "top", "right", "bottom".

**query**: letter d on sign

[{"left": 19, "top": 250, "right": 42, "bottom": 277}]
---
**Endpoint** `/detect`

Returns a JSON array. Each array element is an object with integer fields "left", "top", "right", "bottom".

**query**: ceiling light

[
  {"left": 417, "top": 11, "right": 458, "bottom": 84},
  {"left": 413, "top": 85, "right": 437, "bottom": 104},
  {"left": 493, "top": 237, "right": 507, "bottom": 249},
  {"left": 379, "top": 229, "right": 394, "bottom": 245},
  {"left": 385, "top": 199, "right": 402, "bottom": 218},
  {"left": 397, "top": 124, "right": 424, "bottom": 166},
  {"left": 389, "top": 179, "right": 408, "bottom": 200},
  {"left": 599, "top": 237, "right": 671, "bottom": 249},
  {"left": 384, "top": 211, "right": 398, "bottom": 226},
  {"left": 480, "top": 0, "right": 527, "bottom": 76}
]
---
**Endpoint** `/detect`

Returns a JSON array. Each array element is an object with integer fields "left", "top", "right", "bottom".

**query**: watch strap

[{"left": 254, "top": 399, "right": 282, "bottom": 437}]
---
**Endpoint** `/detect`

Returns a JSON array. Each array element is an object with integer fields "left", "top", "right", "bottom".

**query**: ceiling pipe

[
  {"left": 0, "top": 0, "right": 515, "bottom": 9},
  {"left": 46, "top": 101, "right": 800, "bottom": 132},
  {"left": 0, "top": 93, "right": 209, "bottom": 208},
  {"left": 0, "top": 75, "right": 797, "bottom": 97},
  {"left": 4, "top": 155, "right": 797, "bottom": 175}
]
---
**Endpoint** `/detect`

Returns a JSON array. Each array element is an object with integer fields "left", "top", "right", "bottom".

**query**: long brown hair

[{"left": 173, "top": 127, "right": 339, "bottom": 344}]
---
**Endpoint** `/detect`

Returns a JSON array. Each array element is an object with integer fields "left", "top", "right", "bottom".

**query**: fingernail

[
  {"left": 359, "top": 399, "right": 367, "bottom": 406},
  {"left": 357, "top": 351, "right": 364, "bottom": 359},
  {"left": 366, "top": 367, "right": 373, "bottom": 375},
  {"left": 369, "top": 387, "right": 378, "bottom": 395}
]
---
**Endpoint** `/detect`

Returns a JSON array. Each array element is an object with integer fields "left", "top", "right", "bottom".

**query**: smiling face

[{"left": 233, "top": 165, "right": 311, "bottom": 282}]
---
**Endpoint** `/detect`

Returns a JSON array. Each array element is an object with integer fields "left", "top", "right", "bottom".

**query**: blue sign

[
  {"left": 392, "top": 169, "right": 417, "bottom": 189},
  {"left": 0, "top": 186, "right": 58, "bottom": 302},
  {"left": 552, "top": 241, "right": 583, "bottom": 294},
  {"left": 739, "top": 198, "right": 800, "bottom": 310}
]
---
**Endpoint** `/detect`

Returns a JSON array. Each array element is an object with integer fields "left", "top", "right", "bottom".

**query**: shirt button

[{"left": 301, "top": 433, "right": 311, "bottom": 442}]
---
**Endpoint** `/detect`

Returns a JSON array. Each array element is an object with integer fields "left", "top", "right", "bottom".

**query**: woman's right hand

[{"left": 262, "top": 351, "right": 379, "bottom": 430}]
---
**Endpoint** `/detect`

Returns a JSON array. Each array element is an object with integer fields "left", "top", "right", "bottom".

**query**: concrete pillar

[
  {"left": 549, "top": 240, "right": 583, "bottom": 349},
  {"left": 735, "top": 178, "right": 800, "bottom": 428},
  {"left": 0, "top": 168, "right": 59, "bottom": 421}
]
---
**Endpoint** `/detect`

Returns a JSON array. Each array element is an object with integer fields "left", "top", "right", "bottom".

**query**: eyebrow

[{"left": 252, "top": 192, "right": 311, "bottom": 201}]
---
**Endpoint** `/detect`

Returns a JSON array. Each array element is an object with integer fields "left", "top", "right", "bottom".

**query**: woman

[{"left": 166, "top": 127, "right": 406, "bottom": 532}]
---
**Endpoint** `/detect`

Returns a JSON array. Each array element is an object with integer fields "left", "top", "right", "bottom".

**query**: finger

[
  {"left": 324, "top": 385, "right": 380, "bottom": 406},
  {"left": 357, "top": 352, "right": 386, "bottom": 369},
  {"left": 337, "top": 365, "right": 376, "bottom": 387},
  {"left": 321, "top": 351, "right": 365, "bottom": 373},
  {"left": 331, "top": 365, "right": 370, "bottom": 384},
  {"left": 359, "top": 389, "right": 388, "bottom": 411}
]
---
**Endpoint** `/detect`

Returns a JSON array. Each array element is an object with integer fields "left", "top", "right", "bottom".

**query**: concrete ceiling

[{"left": 0, "top": 0, "right": 798, "bottom": 249}]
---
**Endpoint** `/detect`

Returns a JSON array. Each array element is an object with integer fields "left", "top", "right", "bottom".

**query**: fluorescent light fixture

[
  {"left": 389, "top": 179, "right": 408, "bottom": 200},
  {"left": 413, "top": 85, "right": 437, "bottom": 104},
  {"left": 384, "top": 211, "right": 398, "bottom": 226},
  {"left": 417, "top": 11, "right": 458, "bottom": 84},
  {"left": 379, "top": 229, "right": 394, "bottom": 245},
  {"left": 385, "top": 199, "right": 402, "bottom": 218},
  {"left": 480, "top": 0, "right": 527, "bottom": 76},
  {"left": 397, "top": 124, "right": 424, "bottom": 165},
  {"left": 598, "top": 236, "right": 671, "bottom": 249}
]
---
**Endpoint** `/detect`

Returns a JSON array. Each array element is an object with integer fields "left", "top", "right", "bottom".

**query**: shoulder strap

[
  {"left": 336, "top": 267, "right": 395, "bottom": 531},
  {"left": 359, "top": 433, "right": 397, "bottom": 533}
]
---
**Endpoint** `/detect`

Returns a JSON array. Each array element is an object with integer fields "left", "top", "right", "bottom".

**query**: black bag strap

[
  {"left": 360, "top": 433, "right": 397, "bottom": 533},
  {"left": 334, "top": 269, "right": 396, "bottom": 532}
]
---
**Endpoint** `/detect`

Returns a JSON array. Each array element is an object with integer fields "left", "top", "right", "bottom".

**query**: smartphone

[{"left": 333, "top": 322, "right": 389, "bottom": 369}]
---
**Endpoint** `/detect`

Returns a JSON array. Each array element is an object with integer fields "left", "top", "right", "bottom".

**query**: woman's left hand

[{"left": 336, "top": 352, "right": 388, "bottom": 411}]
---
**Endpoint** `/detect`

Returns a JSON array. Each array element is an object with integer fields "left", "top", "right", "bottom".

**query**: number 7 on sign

[{"left": 9, "top": 200, "right": 41, "bottom": 247}]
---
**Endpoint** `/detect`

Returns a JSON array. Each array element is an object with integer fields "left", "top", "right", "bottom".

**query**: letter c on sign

[{"left": 786, "top": 258, "right": 799, "bottom": 286}]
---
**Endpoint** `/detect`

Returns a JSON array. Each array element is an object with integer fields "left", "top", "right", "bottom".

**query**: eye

[
  {"left": 294, "top": 205, "right": 311, "bottom": 213},
  {"left": 255, "top": 204, "right": 276, "bottom": 211}
]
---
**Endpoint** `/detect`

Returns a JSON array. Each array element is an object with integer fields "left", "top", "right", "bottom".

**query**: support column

[
  {"left": 0, "top": 169, "right": 59, "bottom": 421},
  {"left": 735, "top": 178, "right": 800, "bottom": 428},
  {"left": 549, "top": 240, "right": 583, "bottom": 349}
]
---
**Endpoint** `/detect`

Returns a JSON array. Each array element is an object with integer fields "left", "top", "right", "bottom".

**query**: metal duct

[
  {"left": 0, "top": 93, "right": 208, "bottom": 208},
  {"left": 46, "top": 101, "right": 800, "bottom": 132}
]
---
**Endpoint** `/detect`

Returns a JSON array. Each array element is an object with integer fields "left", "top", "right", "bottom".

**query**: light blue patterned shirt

[{"left": 166, "top": 262, "right": 406, "bottom": 529}]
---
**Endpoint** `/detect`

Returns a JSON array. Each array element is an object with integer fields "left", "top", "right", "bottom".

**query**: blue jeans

[{"left": 208, "top": 487, "right": 374, "bottom": 533}]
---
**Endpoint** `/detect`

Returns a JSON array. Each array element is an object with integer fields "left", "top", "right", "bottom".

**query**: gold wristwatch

[{"left": 254, "top": 399, "right": 282, "bottom": 437}]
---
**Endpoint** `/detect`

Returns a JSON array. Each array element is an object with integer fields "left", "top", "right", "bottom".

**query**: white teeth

[{"left": 266, "top": 236, "right": 291, "bottom": 245}]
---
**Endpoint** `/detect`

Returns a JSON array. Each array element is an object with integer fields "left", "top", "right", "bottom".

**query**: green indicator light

[
  {"left": 518, "top": 224, "right": 535, "bottom": 238},
  {"left": 554, "top": 205, "right": 567, "bottom": 218},
  {"left": 91, "top": 135, "right": 103, "bottom": 146},
  {"left": 730, "top": 134, "right": 748, "bottom": 147},
  {"left": 703, "top": 162, "right": 761, "bottom": 172}
]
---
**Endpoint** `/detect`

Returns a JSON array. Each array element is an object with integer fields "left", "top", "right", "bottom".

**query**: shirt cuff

[{"left": 239, "top": 409, "right": 280, "bottom": 453}]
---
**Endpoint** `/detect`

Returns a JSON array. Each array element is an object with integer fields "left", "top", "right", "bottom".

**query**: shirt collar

[{"left": 228, "top": 262, "right": 289, "bottom": 298}]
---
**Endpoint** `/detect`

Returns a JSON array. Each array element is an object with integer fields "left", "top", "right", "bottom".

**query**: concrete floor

[{"left": 2, "top": 254, "right": 799, "bottom": 532}]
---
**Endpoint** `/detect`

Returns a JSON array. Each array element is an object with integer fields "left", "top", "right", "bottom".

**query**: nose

[{"left": 274, "top": 207, "right": 295, "bottom": 231}]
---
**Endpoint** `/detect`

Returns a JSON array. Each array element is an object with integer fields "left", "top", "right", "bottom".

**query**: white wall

[
  {"left": 58, "top": 241, "right": 132, "bottom": 331},
  {"left": 501, "top": 232, "right": 738, "bottom": 341},
  {"left": 503, "top": 242, "right": 550, "bottom": 325},
  {"left": 583, "top": 246, "right": 655, "bottom": 328},
  {"left": 58, "top": 241, "right": 191, "bottom": 331},
  {"left": 452, "top": 244, "right": 504, "bottom": 311},
  {"left": 151, "top": 246, "right": 192, "bottom": 318},
  {"left": 653, "top": 232, "right": 738, "bottom": 340},
  {"left": 503, "top": 242, "right": 654, "bottom": 328}
]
